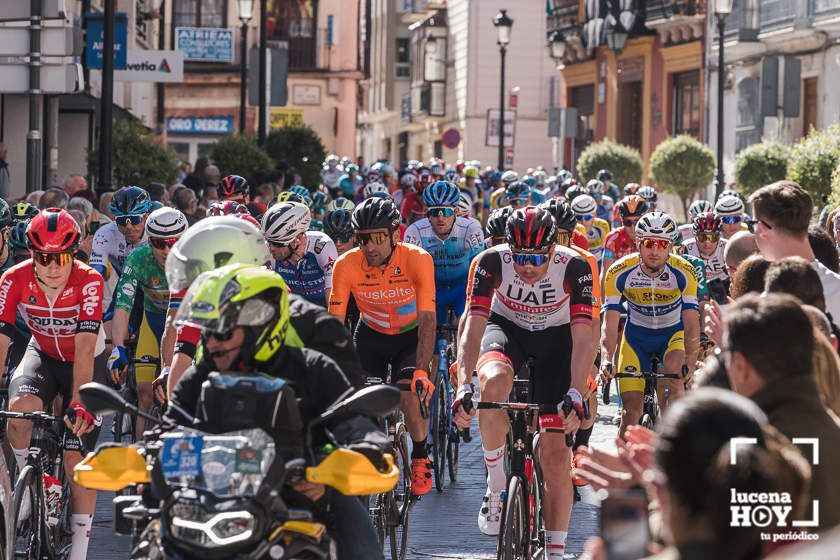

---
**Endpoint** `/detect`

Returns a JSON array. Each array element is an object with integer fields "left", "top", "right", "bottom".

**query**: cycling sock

[
  {"left": 69, "top": 514, "right": 92, "bottom": 560},
  {"left": 411, "top": 439, "right": 427, "bottom": 459},
  {"left": 483, "top": 444, "right": 506, "bottom": 493},
  {"left": 545, "top": 530, "right": 568, "bottom": 559},
  {"left": 11, "top": 446, "right": 26, "bottom": 472},
  {"left": 574, "top": 425, "right": 593, "bottom": 450}
]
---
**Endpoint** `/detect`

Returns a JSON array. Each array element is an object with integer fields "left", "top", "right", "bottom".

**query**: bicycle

[
  {"left": 429, "top": 310, "right": 460, "bottom": 492},
  {"left": 603, "top": 353, "right": 682, "bottom": 429},
  {"left": 0, "top": 409, "right": 84, "bottom": 560},
  {"left": 113, "top": 351, "right": 161, "bottom": 445}
]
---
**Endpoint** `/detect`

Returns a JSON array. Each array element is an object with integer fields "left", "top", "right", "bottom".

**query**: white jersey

[
  {"left": 683, "top": 237, "right": 728, "bottom": 283},
  {"left": 273, "top": 231, "right": 337, "bottom": 305},
  {"left": 89, "top": 221, "right": 148, "bottom": 312}
]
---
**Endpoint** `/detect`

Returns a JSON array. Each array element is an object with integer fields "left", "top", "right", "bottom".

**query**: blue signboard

[
  {"left": 167, "top": 116, "right": 234, "bottom": 135},
  {"left": 85, "top": 12, "right": 128, "bottom": 70},
  {"left": 176, "top": 27, "right": 234, "bottom": 62}
]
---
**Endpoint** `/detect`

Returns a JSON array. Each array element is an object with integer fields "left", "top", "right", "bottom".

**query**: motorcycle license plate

[{"left": 160, "top": 435, "right": 204, "bottom": 478}]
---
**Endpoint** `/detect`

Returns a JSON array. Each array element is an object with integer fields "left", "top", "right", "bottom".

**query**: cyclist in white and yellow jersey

[{"left": 571, "top": 194, "right": 610, "bottom": 269}]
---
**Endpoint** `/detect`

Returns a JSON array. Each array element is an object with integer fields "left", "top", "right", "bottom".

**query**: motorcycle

[{"left": 73, "top": 374, "right": 401, "bottom": 559}]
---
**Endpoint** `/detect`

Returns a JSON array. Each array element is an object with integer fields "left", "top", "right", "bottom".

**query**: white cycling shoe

[{"left": 478, "top": 487, "right": 503, "bottom": 536}]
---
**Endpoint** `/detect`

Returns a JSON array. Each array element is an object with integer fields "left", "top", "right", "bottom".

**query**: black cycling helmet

[
  {"left": 597, "top": 169, "right": 613, "bottom": 182},
  {"left": 9, "top": 220, "right": 28, "bottom": 250},
  {"left": 0, "top": 198, "right": 12, "bottom": 228},
  {"left": 324, "top": 208, "right": 354, "bottom": 242},
  {"left": 505, "top": 206, "right": 557, "bottom": 252},
  {"left": 218, "top": 174, "right": 250, "bottom": 199},
  {"left": 351, "top": 196, "right": 401, "bottom": 231},
  {"left": 485, "top": 206, "right": 513, "bottom": 238},
  {"left": 110, "top": 186, "right": 151, "bottom": 216},
  {"left": 12, "top": 201, "right": 38, "bottom": 223},
  {"left": 539, "top": 198, "right": 577, "bottom": 232}
]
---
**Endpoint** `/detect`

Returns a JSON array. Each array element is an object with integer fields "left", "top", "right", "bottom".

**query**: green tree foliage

[
  {"left": 88, "top": 118, "right": 179, "bottom": 188},
  {"left": 576, "top": 139, "right": 643, "bottom": 187},
  {"left": 649, "top": 135, "right": 715, "bottom": 221},
  {"left": 265, "top": 125, "right": 327, "bottom": 188},
  {"left": 733, "top": 142, "right": 789, "bottom": 195},
  {"left": 210, "top": 136, "right": 273, "bottom": 179},
  {"left": 788, "top": 124, "right": 840, "bottom": 201}
]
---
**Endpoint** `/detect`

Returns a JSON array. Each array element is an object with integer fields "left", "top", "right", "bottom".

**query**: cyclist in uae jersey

[
  {"left": 571, "top": 195, "right": 610, "bottom": 267},
  {"left": 600, "top": 212, "right": 700, "bottom": 439},
  {"left": 261, "top": 201, "right": 337, "bottom": 307},
  {"left": 403, "top": 181, "right": 484, "bottom": 324},
  {"left": 601, "top": 195, "right": 648, "bottom": 281},
  {"left": 0, "top": 209, "right": 107, "bottom": 560},
  {"left": 329, "top": 197, "right": 437, "bottom": 497},
  {"left": 682, "top": 212, "right": 729, "bottom": 304}
]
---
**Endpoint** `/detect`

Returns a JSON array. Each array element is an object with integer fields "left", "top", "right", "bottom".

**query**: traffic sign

[
  {"left": 441, "top": 128, "right": 461, "bottom": 149},
  {"left": 176, "top": 27, "right": 234, "bottom": 63},
  {"left": 86, "top": 12, "right": 128, "bottom": 70},
  {"left": 0, "top": 26, "right": 79, "bottom": 57},
  {"left": 0, "top": 63, "right": 82, "bottom": 94}
]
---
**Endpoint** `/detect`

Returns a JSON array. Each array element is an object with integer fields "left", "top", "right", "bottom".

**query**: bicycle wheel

[
  {"left": 447, "top": 384, "right": 460, "bottom": 483},
  {"left": 497, "top": 475, "right": 528, "bottom": 560},
  {"left": 388, "top": 424, "right": 411, "bottom": 560},
  {"left": 528, "top": 460, "right": 545, "bottom": 553},
  {"left": 12, "top": 465, "right": 43, "bottom": 560},
  {"left": 432, "top": 378, "right": 448, "bottom": 493},
  {"left": 370, "top": 493, "right": 387, "bottom": 551}
]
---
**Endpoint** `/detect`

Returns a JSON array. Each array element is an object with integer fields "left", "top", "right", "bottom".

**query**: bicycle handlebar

[
  {"left": 613, "top": 372, "right": 681, "bottom": 380},
  {"left": 0, "top": 410, "right": 64, "bottom": 423},
  {"left": 460, "top": 393, "right": 473, "bottom": 443}
]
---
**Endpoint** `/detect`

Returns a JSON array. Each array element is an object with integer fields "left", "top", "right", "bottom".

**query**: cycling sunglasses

[
  {"left": 33, "top": 250, "right": 73, "bottom": 267},
  {"left": 511, "top": 252, "right": 550, "bottom": 266},
  {"left": 576, "top": 214, "right": 594, "bottom": 221},
  {"left": 150, "top": 237, "right": 180, "bottom": 250},
  {"left": 639, "top": 238, "right": 670, "bottom": 250},
  {"left": 115, "top": 214, "right": 145, "bottom": 227},
  {"left": 331, "top": 232, "right": 354, "bottom": 244},
  {"left": 427, "top": 207, "right": 456, "bottom": 218},
  {"left": 356, "top": 231, "right": 390, "bottom": 245},
  {"left": 205, "top": 330, "right": 235, "bottom": 342},
  {"left": 623, "top": 218, "right": 639, "bottom": 227},
  {"left": 721, "top": 215, "right": 742, "bottom": 224},
  {"left": 695, "top": 232, "right": 720, "bottom": 243},
  {"left": 508, "top": 196, "right": 529, "bottom": 206}
]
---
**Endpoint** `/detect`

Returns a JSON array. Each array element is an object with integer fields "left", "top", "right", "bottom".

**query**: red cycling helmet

[
  {"left": 218, "top": 174, "right": 250, "bottom": 200},
  {"left": 692, "top": 212, "right": 722, "bottom": 234},
  {"left": 505, "top": 206, "right": 557, "bottom": 252},
  {"left": 208, "top": 200, "right": 248, "bottom": 216},
  {"left": 26, "top": 208, "right": 80, "bottom": 252}
]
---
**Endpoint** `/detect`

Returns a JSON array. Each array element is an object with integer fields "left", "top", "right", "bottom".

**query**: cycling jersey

[
  {"left": 679, "top": 253, "right": 710, "bottom": 302},
  {"left": 329, "top": 243, "right": 436, "bottom": 335},
  {"left": 602, "top": 226, "right": 635, "bottom": 262},
  {"left": 572, "top": 229, "right": 589, "bottom": 251},
  {"left": 400, "top": 191, "right": 426, "bottom": 225},
  {"left": 683, "top": 237, "right": 728, "bottom": 283},
  {"left": 469, "top": 244, "right": 593, "bottom": 332},
  {"left": 114, "top": 245, "right": 170, "bottom": 316},
  {"left": 570, "top": 246, "right": 602, "bottom": 319},
  {"left": 575, "top": 218, "right": 611, "bottom": 265},
  {"left": 0, "top": 260, "right": 105, "bottom": 361},
  {"left": 273, "top": 231, "right": 337, "bottom": 307},
  {"left": 89, "top": 221, "right": 148, "bottom": 311}
]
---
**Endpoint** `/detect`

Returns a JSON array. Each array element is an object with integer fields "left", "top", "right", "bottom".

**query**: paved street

[{"left": 86, "top": 402, "right": 619, "bottom": 559}]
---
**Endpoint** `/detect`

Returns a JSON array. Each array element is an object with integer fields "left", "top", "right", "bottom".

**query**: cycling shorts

[
  {"left": 436, "top": 282, "right": 468, "bottom": 325},
  {"left": 354, "top": 322, "right": 417, "bottom": 390},
  {"left": 135, "top": 311, "right": 165, "bottom": 383},
  {"left": 617, "top": 322, "right": 684, "bottom": 393},
  {"left": 8, "top": 344, "right": 109, "bottom": 452},
  {"left": 477, "top": 313, "right": 573, "bottom": 407}
]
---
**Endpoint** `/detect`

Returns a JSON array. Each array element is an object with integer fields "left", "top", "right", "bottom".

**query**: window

[
  {"left": 267, "top": 0, "right": 318, "bottom": 70},
  {"left": 570, "top": 84, "right": 595, "bottom": 170},
  {"left": 672, "top": 70, "right": 701, "bottom": 137},
  {"left": 396, "top": 38, "right": 410, "bottom": 79},
  {"left": 173, "top": 0, "right": 227, "bottom": 28}
]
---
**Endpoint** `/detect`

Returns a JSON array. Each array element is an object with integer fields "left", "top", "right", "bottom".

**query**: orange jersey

[{"left": 329, "top": 243, "right": 436, "bottom": 335}]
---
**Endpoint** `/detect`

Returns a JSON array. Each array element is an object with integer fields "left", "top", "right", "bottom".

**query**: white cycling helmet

[
  {"left": 363, "top": 181, "right": 390, "bottom": 198},
  {"left": 501, "top": 170, "right": 519, "bottom": 185},
  {"left": 688, "top": 199, "right": 714, "bottom": 219},
  {"left": 261, "top": 201, "right": 311, "bottom": 245},
  {"left": 165, "top": 216, "right": 271, "bottom": 292},
  {"left": 145, "top": 207, "right": 188, "bottom": 238},
  {"left": 457, "top": 191, "right": 473, "bottom": 216},
  {"left": 571, "top": 194, "right": 598, "bottom": 216},
  {"left": 714, "top": 194, "right": 745, "bottom": 217},
  {"left": 636, "top": 211, "right": 678, "bottom": 241},
  {"left": 400, "top": 173, "right": 417, "bottom": 188}
]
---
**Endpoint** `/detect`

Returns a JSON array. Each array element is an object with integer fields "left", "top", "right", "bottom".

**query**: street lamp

[
  {"left": 714, "top": 0, "right": 733, "bottom": 198},
  {"left": 238, "top": 0, "right": 254, "bottom": 135},
  {"left": 605, "top": 19, "right": 629, "bottom": 53},
  {"left": 493, "top": 9, "right": 513, "bottom": 170},
  {"left": 547, "top": 30, "right": 566, "bottom": 63}
]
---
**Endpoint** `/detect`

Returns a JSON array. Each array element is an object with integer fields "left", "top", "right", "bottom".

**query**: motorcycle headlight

[{"left": 167, "top": 500, "right": 256, "bottom": 549}]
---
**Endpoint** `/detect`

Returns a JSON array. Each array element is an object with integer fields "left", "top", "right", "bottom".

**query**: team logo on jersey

[
  {"left": 659, "top": 272, "right": 669, "bottom": 281},
  {"left": 625, "top": 365, "right": 637, "bottom": 373},
  {"left": 28, "top": 295, "right": 37, "bottom": 304},
  {"left": 150, "top": 276, "right": 161, "bottom": 287},
  {"left": 313, "top": 239, "right": 327, "bottom": 254},
  {"left": 393, "top": 266, "right": 402, "bottom": 276}
]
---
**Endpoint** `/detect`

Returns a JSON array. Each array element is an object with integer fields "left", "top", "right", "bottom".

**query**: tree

[
  {"left": 265, "top": 125, "right": 327, "bottom": 188},
  {"left": 733, "top": 141, "right": 789, "bottom": 195},
  {"left": 788, "top": 124, "right": 840, "bottom": 201},
  {"left": 210, "top": 136, "right": 273, "bottom": 180},
  {"left": 87, "top": 117, "right": 179, "bottom": 188},
  {"left": 576, "top": 139, "right": 643, "bottom": 187},
  {"left": 649, "top": 135, "right": 715, "bottom": 221}
]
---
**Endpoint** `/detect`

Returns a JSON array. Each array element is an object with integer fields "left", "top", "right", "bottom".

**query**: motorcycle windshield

[{"left": 158, "top": 427, "right": 276, "bottom": 497}]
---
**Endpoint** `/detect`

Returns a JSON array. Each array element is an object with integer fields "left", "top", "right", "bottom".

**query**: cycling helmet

[
  {"left": 149, "top": 201, "right": 164, "bottom": 213},
  {"left": 617, "top": 195, "right": 649, "bottom": 218},
  {"left": 0, "top": 199, "right": 11, "bottom": 229},
  {"left": 423, "top": 181, "right": 461, "bottom": 207},
  {"left": 218, "top": 174, "right": 250, "bottom": 200},
  {"left": 311, "top": 191, "right": 329, "bottom": 212},
  {"left": 714, "top": 194, "right": 744, "bottom": 217},
  {"left": 289, "top": 185, "right": 311, "bottom": 198},
  {"left": 501, "top": 170, "right": 519, "bottom": 186},
  {"left": 597, "top": 169, "right": 613, "bottom": 182},
  {"left": 338, "top": 175, "right": 355, "bottom": 195},
  {"left": 486, "top": 206, "right": 513, "bottom": 238},
  {"left": 444, "top": 168, "right": 460, "bottom": 183},
  {"left": 145, "top": 207, "right": 188, "bottom": 239},
  {"left": 351, "top": 197, "right": 401, "bottom": 231},
  {"left": 110, "top": 186, "right": 151, "bottom": 216},
  {"left": 9, "top": 220, "right": 29, "bottom": 250},
  {"left": 719, "top": 188, "right": 743, "bottom": 201},
  {"left": 178, "top": 264, "right": 291, "bottom": 365},
  {"left": 688, "top": 199, "right": 714, "bottom": 219},
  {"left": 570, "top": 194, "right": 598, "bottom": 217},
  {"left": 12, "top": 201, "right": 39, "bottom": 223},
  {"left": 565, "top": 184, "right": 586, "bottom": 202},
  {"left": 532, "top": 170, "right": 548, "bottom": 186},
  {"left": 234, "top": 212, "right": 261, "bottom": 228},
  {"left": 208, "top": 200, "right": 248, "bottom": 216},
  {"left": 346, "top": 164, "right": 360, "bottom": 175},
  {"left": 327, "top": 197, "right": 355, "bottom": 213},
  {"left": 637, "top": 185, "right": 658, "bottom": 204},
  {"left": 539, "top": 198, "right": 577, "bottom": 232},
  {"left": 505, "top": 181, "right": 532, "bottom": 200},
  {"left": 586, "top": 179, "right": 605, "bottom": 195},
  {"left": 324, "top": 209, "right": 354, "bottom": 242},
  {"left": 635, "top": 211, "right": 678, "bottom": 241},
  {"left": 26, "top": 208, "right": 80, "bottom": 252},
  {"left": 400, "top": 173, "right": 418, "bottom": 189},
  {"left": 261, "top": 202, "right": 311, "bottom": 245},
  {"left": 692, "top": 212, "right": 722, "bottom": 234},
  {"left": 557, "top": 169, "right": 574, "bottom": 183},
  {"left": 457, "top": 191, "right": 473, "bottom": 216},
  {"left": 488, "top": 171, "right": 503, "bottom": 185},
  {"left": 166, "top": 216, "right": 271, "bottom": 292},
  {"left": 324, "top": 154, "right": 340, "bottom": 167},
  {"left": 366, "top": 170, "right": 382, "bottom": 183},
  {"left": 363, "top": 181, "right": 390, "bottom": 199},
  {"left": 506, "top": 206, "right": 557, "bottom": 252},
  {"left": 463, "top": 166, "right": 479, "bottom": 179},
  {"left": 522, "top": 176, "right": 537, "bottom": 189},
  {"left": 623, "top": 183, "right": 641, "bottom": 196},
  {"left": 274, "top": 191, "right": 306, "bottom": 205}
]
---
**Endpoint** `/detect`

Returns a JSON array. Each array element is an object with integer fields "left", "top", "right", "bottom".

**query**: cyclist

[
  {"left": 601, "top": 195, "right": 649, "bottom": 281},
  {"left": 600, "top": 211, "right": 700, "bottom": 438},
  {"left": 637, "top": 185, "right": 658, "bottom": 211},
  {"left": 452, "top": 206, "right": 593, "bottom": 551},
  {"left": 0, "top": 208, "right": 107, "bottom": 560},
  {"left": 586, "top": 179, "right": 614, "bottom": 223},
  {"left": 571, "top": 194, "right": 610, "bottom": 268},
  {"left": 715, "top": 193, "right": 747, "bottom": 239},
  {"left": 326, "top": 196, "right": 355, "bottom": 213},
  {"left": 457, "top": 189, "right": 475, "bottom": 218},
  {"left": 683, "top": 212, "right": 729, "bottom": 304},
  {"left": 0, "top": 199, "right": 14, "bottom": 272},
  {"left": 218, "top": 174, "right": 250, "bottom": 205},
  {"left": 108, "top": 208, "right": 188, "bottom": 439},
  {"left": 309, "top": 190, "right": 329, "bottom": 231},
  {"left": 324, "top": 208, "right": 355, "bottom": 256},
  {"left": 678, "top": 199, "right": 714, "bottom": 241},
  {"left": 328, "top": 197, "right": 437, "bottom": 496},
  {"left": 362, "top": 181, "right": 390, "bottom": 199},
  {"left": 403, "top": 181, "right": 484, "bottom": 326},
  {"left": 8, "top": 220, "right": 31, "bottom": 264},
  {"left": 261, "top": 201, "right": 338, "bottom": 307},
  {"left": 463, "top": 165, "right": 480, "bottom": 204},
  {"left": 597, "top": 169, "right": 621, "bottom": 201},
  {"left": 207, "top": 199, "right": 248, "bottom": 216},
  {"left": 11, "top": 201, "right": 39, "bottom": 224},
  {"left": 394, "top": 172, "right": 417, "bottom": 209},
  {"left": 168, "top": 264, "right": 387, "bottom": 560},
  {"left": 400, "top": 169, "right": 431, "bottom": 225},
  {"left": 321, "top": 154, "right": 344, "bottom": 196}
]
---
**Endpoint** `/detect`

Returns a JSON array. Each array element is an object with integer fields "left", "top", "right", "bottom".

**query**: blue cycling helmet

[
  {"left": 290, "top": 185, "right": 310, "bottom": 198},
  {"left": 488, "top": 171, "right": 502, "bottom": 184},
  {"left": 110, "top": 186, "right": 151, "bottom": 216},
  {"left": 422, "top": 181, "right": 460, "bottom": 207}
]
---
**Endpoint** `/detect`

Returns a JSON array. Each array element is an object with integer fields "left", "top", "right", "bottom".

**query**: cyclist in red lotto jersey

[{"left": 0, "top": 208, "right": 107, "bottom": 560}]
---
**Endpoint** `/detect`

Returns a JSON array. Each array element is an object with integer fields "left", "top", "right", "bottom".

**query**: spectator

[
  {"left": 172, "top": 186, "right": 199, "bottom": 225},
  {"left": 724, "top": 293, "right": 840, "bottom": 531},
  {"left": 811, "top": 327, "right": 840, "bottom": 417},
  {"left": 723, "top": 230, "right": 758, "bottom": 281},
  {"left": 809, "top": 225, "right": 840, "bottom": 273},
  {"left": 146, "top": 182, "right": 169, "bottom": 205},
  {"left": 0, "top": 143, "right": 10, "bottom": 199},
  {"left": 63, "top": 174, "right": 88, "bottom": 197},
  {"left": 729, "top": 254, "right": 770, "bottom": 299},
  {"left": 749, "top": 180, "right": 840, "bottom": 324},
  {"left": 178, "top": 161, "right": 192, "bottom": 182},
  {"left": 67, "top": 208, "right": 93, "bottom": 263},
  {"left": 199, "top": 184, "right": 218, "bottom": 210},
  {"left": 99, "top": 191, "right": 115, "bottom": 220},
  {"left": 203, "top": 164, "right": 221, "bottom": 187},
  {"left": 39, "top": 187, "right": 69, "bottom": 209}
]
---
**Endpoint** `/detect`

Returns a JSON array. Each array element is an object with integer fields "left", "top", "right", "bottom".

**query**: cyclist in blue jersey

[{"left": 403, "top": 181, "right": 484, "bottom": 325}]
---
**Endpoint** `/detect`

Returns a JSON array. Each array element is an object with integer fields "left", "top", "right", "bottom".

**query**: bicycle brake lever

[{"left": 460, "top": 392, "right": 473, "bottom": 443}]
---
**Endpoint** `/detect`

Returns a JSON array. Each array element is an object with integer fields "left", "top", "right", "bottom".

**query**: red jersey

[
  {"left": 572, "top": 229, "right": 589, "bottom": 251},
  {"left": 603, "top": 226, "right": 636, "bottom": 261},
  {"left": 400, "top": 191, "right": 426, "bottom": 225},
  {"left": 0, "top": 260, "right": 105, "bottom": 362}
]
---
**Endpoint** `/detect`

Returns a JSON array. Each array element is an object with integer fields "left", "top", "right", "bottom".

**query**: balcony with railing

[
  {"left": 645, "top": 0, "right": 706, "bottom": 45},
  {"left": 546, "top": 0, "right": 586, "bottom": 63}
]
